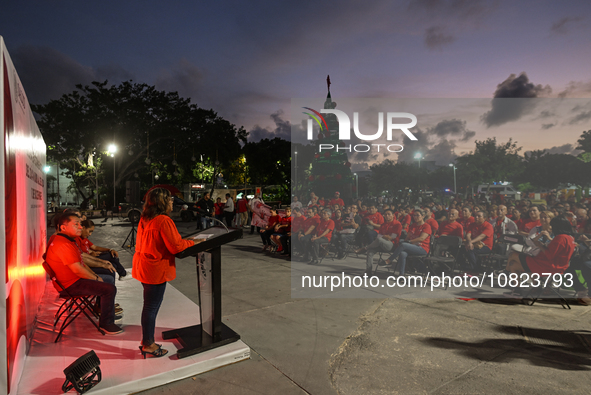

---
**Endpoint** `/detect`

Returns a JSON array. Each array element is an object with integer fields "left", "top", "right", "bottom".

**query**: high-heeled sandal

[{"left": 139, "top": 344, "right": 168, "bottom": 359}]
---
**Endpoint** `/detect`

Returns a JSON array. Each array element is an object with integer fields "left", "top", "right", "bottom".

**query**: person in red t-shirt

[
  {"left": 461, "top": 211, "right": 493, "bottom": 272},
  {"left": 214, "top": 197, "right": 225, "bottom": 223},
  {"left": 360, "top": 205, "right": 385, "bottom": 247},
  {"left": 271, "top": 207, "right": 291, "bottom": 253},
  {"left": 302, "top": 209, "right": 335, "bottom": 264},
  {"left": 459, "top": 206, "right": 475, "bottom": 237},
  {"left": 296, "top": 208, "right": 320, "bottom": 257},
  {"left": 45, "top": 213, "right": 122, "bottom": 335},
  {"left": 512, "top": 207, "right": 526, "bottom": 232},
  {"left": 438, "top": 209, "right": 464, "bottom": 238},
  {"left": 236, "top": 195, "right": 249, "bottom": 228},
  {"left": 384, "top": 209, "right": 431, "bottom": 275},
  {"left": 260, "top": 208, "right": 281, "bottom": 251},
  {"left": 362, "top": 210, "right": 402, "bottom": 275},
  {"left": 520, "top": 205, "right": 542, "bottom": 236},
  {"left": 423, "top": 207, "right": 439, "bottom": 234},
  {"left": 328, "top": 191, "right": 345, "bottom": 208},
  {"left": 507, "top": 216, "right": 575, "bottom": 279}
]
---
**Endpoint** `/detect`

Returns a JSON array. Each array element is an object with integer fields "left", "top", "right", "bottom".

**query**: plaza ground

[{"left": 81, "top": 217, "right": 590, "bottom": 394}]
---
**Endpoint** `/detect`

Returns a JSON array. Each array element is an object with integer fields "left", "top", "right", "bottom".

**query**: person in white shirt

[{"left": 224, "top": 193, "right": 235, "bottom": 227}]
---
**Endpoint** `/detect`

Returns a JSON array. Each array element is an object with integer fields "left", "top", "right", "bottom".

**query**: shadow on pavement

[{"left": 423, "top": 325, "right": 591, "bottom": 371}]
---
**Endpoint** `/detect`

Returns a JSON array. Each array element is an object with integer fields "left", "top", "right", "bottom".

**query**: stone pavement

[{"left": 87, "top": 217, "right": 591, "bottom": 394}]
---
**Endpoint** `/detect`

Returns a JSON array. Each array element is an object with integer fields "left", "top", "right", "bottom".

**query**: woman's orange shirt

[{"left": 132, "top": 215, "right": 194, "bottom": 284}]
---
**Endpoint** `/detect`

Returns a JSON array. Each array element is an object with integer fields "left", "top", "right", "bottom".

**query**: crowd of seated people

[{"left": 284, "top": 191, "right": 591, "bottom": 305}]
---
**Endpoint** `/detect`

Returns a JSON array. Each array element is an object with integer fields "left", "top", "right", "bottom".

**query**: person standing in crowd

[
  {"left": 195, "top": 192, "right": 214, "bottom": 230},
  {"left": 236, "top": 194, "right": 249, "bottom": 228},
  {"left": 249, "top": 193, "right": 265, "bottom": 234},
  {"left": 214, "top": 197, "right": 225, "bottom": 224},
  {"left": 224, "top": 193, "right": 235, "bottom": 227},
  {"left": 132, "top": 188, "right": 196, "bottom": 358}
]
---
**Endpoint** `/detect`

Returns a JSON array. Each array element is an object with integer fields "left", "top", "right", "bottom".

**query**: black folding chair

[
  {"left": 480, "top": 233, "right": 525, "bottom": 278},
  {"left": 523, "top": 273, "right": 571, "bottom": 309},
  {"left": 423, "top": 236, "right": 463, "bottom": 289},
  {"left": 42, "top": 262, "right": 105, "bottom": 342}
]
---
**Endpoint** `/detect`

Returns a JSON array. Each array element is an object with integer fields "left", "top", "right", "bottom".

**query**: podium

[{"left": 162, "top": 226, "right": 243, "bottom": 359}]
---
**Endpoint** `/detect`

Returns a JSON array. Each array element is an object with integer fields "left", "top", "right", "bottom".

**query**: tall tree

[
  {"left": 33, "top": 81, "right": 247, "bottom": 207},
  {"left": 243, "top": 138, "right": 290, "bottom": 195},
  {"left": 455, "top": 138, "right": 522, "bottom": 192}
]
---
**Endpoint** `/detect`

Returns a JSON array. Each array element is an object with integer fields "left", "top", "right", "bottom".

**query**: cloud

[
  {"left": 248, "top": 110, "right": 291, "bottom": 141},
  {"left": 395, "top": 128, "right": 458, "bottom": 166},
  {"left": 558, "top": 80, "right": 591, "bottom": 98},
  {"left": 550, "top": 16, "right": 583, "bottom": 35},
  {"left": 525, "top": 144, "right": 581, "bottom": 156},
  {"left": 11, "top": 45, "right": 94, "bottom": 104},
  {"left": 154, "top": 58, "right": 204, "bottom": 101},
  {"left": 568, "top": 110, "right": 591, "bottom": 125},
  {"left": 541, "top": 123, "right": 555, "bottom": 130},
  {"left": 538, "top": 110, "right": 555, "bottom": 118},
  {"left": 481, "top": 72, "right": 551, "bottom": 127},
  {"left": 410, "top": 0, "right": 492, "bottom": 21},
  {"left": 10, "top": 45, "right": 135, "bottom": 105},
  {"left": 424, "top": 26, "right": 456, "bottom": 49},
  {"left": 428, "top": 119, "right": 475, "bottom": 141},
  {"left": 460, "top": 130, "right": 476, "bottom": 142}
]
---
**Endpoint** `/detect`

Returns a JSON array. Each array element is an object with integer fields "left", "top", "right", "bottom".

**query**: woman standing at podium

[{"left": 133, "top": 188, "right": 195, "bottom": 358}]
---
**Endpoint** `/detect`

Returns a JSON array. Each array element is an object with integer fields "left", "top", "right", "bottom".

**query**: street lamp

[
  {"left": 108, "top": 144, "right": 117, "bottom": 209},
  {"left": 449, "top": 163, "right": 457, "bottom": 195},
  {"left": 294, "top": 151, "right": 298, "bottom": 196},
  {"left": 354, "top": 173, "right": 359, "bottom": 200},
  {"left": 414, "top": 152, "right": 423, "bottom": 168}
]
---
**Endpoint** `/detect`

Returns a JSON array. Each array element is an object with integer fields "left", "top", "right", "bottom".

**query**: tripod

[{"left": 122, "top": 222, "right": 137, "bottom": 253}]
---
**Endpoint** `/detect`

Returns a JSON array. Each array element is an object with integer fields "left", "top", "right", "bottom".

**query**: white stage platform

[{"left": 17, "top": 272, "right": 250, "bottom": 395}]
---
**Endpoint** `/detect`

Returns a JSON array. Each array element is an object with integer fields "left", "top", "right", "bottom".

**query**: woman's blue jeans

[
  {"left": 141, "top": 282, "right": 167, "bottom": 346},
  {"left": 388, "top": 242, "right": 427, "bottom": 275}
]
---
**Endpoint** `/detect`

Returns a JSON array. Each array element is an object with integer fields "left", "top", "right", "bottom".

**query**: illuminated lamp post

[
  {"left": 108, "top": 144, "right": 117, "bottom": 209},
  {"left": 449, "top": 163, "right": 457, "bottom": 195}
]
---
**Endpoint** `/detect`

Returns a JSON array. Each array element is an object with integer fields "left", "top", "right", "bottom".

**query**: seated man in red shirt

[
  {"left": 459, "top": 206, "right": 475, "bottom": 237},
  {"left": 362, "top": 210, "right": 402, "bottom": 275},
  {"left": 45, "top": 213, "right": 122, "bottom": 334},
  {"left": 520, "top": 205, "right": 542, "bottom": 236},
  {"left": 295, "top": 208, "right": 320, "bottom": 257},
  {"left": 461, "top": 211, "right": 493, "bottom": 273},
  {"left": 260, "top": 208, "right": 281, "bottom": 251},
  {"left": 384, "top": 209, "right": 431, "bottom": 275},
  {"left": 423, "top": 206, "right": 439, "bottom": 235},
  {"left": 360, "top": 205, "right": 384, "bottom": 247},
  {"left": 328, "top": 191, "right": 345, "bottom": 208},
  {"left": 302, "top": 209, "right": 335, "bottom": 265},
  {"left": 438, "top": 209, "right": 464, "bottom": 238}
]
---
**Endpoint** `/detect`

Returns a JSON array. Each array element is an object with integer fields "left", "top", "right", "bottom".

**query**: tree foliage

[
  {"left": 243, "top": 138, "right": 290, "bottom": 194},
  {"left": 455, "top": 138, "right": 522, "bottom": 190},
  {"left": 33, "top": 81, "right": 247, "bottom": 207}
]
